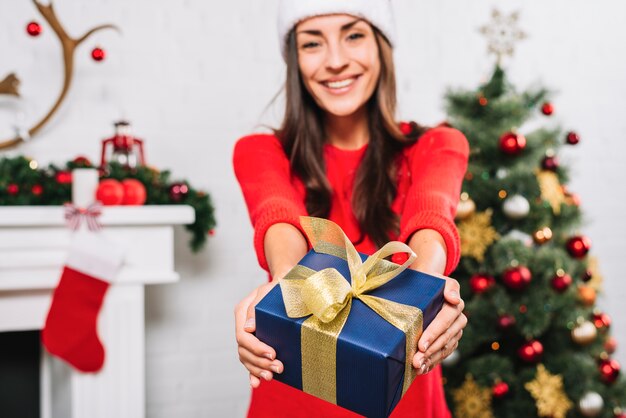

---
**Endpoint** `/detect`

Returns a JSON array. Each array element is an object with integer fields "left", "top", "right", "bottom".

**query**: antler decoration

[{"left": 0, "top": 0, "right": 119, "bottom": 150}]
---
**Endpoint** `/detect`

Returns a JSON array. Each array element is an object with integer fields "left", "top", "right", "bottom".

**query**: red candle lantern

[{"left": 100, "top": 121, "right": 146, "bottom": 169}]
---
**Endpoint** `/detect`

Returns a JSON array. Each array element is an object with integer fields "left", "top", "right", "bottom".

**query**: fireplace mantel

[{"left": 0, "top": 205, "right": 195, "bottom": 418}]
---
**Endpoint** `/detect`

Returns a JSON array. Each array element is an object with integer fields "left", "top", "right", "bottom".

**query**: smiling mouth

[{"left": 322, "top": 75, "right": 360, "bottom": 90}]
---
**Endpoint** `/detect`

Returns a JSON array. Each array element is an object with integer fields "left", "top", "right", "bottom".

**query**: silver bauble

[
  {"left": 503, "top": 195, "right": 530, "bottom": 219},
  {"left": 579, "top": 391, "right": 604, "bottom": 417},
  {"left": 442, "top": 350, "right": 460, "bottom": 367}
]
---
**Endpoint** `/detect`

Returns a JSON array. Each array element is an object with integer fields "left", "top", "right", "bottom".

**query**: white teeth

[{"left": 326, "top": 77, "right": 356, "bottom": 89}]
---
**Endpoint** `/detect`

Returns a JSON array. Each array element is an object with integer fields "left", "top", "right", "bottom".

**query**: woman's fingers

[
  {"left": 413, "top": 312, "right": 466, "bottom": 373},
  {"left": 443, "top": 277, "right": 461, "bottom": 305},
  {"left": 424, "top": 329, "right": 463, "bottom": 371},
  {"left": 417, "top": 296, "right": 465, "bottom": 353},
  {"left": 250, "top": 374, "right": 261, "bottom": 389},
  {"left": 238, "top": 346, "right": 284, "bottom": 374}
]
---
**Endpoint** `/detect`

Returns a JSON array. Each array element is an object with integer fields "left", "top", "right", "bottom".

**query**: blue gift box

[{"left": 255, "top": 248, "right": 445, "bottom": 418}]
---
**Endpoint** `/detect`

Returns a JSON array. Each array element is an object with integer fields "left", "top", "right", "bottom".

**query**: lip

[{"left": 319, "top": 74, "right": 362, "bottom": 95}]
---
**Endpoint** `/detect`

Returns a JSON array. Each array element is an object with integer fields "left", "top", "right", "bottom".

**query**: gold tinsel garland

[{"left": 524, "top": 364, "right": 573, "bottom": 418}]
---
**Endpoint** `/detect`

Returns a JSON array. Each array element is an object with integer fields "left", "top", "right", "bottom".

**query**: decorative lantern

[{"left": 100, "top": 121, "right": 146, "bottom": 169}]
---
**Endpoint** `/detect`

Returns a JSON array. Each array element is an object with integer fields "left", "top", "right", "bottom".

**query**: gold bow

[{"left": 279, "top": 216, "right": 424, "bottom": 405}]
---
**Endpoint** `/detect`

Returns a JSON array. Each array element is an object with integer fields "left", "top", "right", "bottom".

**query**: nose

[{"left": 325, "top": 40, "right": 349, "bottom": 72}]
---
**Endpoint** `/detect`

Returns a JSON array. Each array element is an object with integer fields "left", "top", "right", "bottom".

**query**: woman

[{"left": 233, "top": 1, "right": 469, "bottom": 416}]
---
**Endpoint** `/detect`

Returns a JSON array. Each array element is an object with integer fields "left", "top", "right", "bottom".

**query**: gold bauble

[
  {"left": 456, "top": 194, "right": 477, "bottom": 220},
  {"left": 578, "top": 285, "right": 597, "bottom": 306},
  {"left": 533, "top": 227, "right": 553, "bottom": 244},
  {"left": 571, "top": 321, "right": 597, "bottom": 345}
]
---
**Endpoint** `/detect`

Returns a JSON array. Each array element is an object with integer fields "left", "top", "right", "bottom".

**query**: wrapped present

[{"left": 255, "top": 216, "right": 446, "bottom": 418}]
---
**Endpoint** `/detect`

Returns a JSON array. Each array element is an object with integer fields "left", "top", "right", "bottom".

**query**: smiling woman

[{"left": 232, "top": 1, "right": 469, "bottom": 417}]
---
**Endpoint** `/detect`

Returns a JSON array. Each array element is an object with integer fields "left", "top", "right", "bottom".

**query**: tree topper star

[{"left": 479, "top": 9, "right": 527, "bottom": 65}]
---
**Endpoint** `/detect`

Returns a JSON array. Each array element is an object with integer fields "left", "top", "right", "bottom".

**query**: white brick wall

[{"left": 1, "top": 1, "right": 625, "bottom": 417}]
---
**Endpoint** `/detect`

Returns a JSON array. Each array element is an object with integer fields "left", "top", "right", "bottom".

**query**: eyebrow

[{"left": 296, "top": 18, "right": 363, "bottom": 36}]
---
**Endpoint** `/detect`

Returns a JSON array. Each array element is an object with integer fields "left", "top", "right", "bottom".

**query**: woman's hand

[
  {"left": 235, "top": 280, "right": 284, "bottom": 388},
  {"left": 412, "top": 274, "right": 467, "bottom": 375}
]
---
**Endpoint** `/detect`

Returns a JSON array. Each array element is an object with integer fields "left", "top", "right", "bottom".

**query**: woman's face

[{"left": 295, "top": 14, "right": 381, "bottom": 118}]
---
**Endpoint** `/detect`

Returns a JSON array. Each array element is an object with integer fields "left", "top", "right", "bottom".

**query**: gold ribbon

[{"left": 279, "top": 216, "right": 424, "bottom": 405}]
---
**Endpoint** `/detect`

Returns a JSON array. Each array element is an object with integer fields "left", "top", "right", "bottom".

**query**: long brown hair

[{"left": 275, "top": 27, "right": 428, "bottom": 249}]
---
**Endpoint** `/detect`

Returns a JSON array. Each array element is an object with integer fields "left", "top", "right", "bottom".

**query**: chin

[{"left": 316, "top": 97, "right": 364, "bottom": 118}]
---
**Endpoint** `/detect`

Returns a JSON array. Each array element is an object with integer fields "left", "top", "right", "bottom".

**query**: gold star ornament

[
  {"left": 479, "top": 9, "right": 527, "bottom": 65},
  {"left": 458, "top": 209, "right": 500, "bottom": 262},
  {"left": 525, "top": 364, "right": 573, "bottom": 418},
  {"left": 453, "top": 374, "right": 495, "bottom": 418}
]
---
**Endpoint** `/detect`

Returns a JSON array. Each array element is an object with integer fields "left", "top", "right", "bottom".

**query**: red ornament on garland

[
  {"left": 566, "top": 235, "right": 591, "bottom": 259},
  {"left": 541, "top": 102, "right": 554, "bottom": 116},
  {"left": 470, "top": 274, "right": 495, "bottom": 294},
  {"left": 566, "top": 131, "right": 580, "bottom": 145},
  {"left": 599, "top": 358, "right": 620, "bottom": 384},
  {"left": 502, "top": 266, "right": 532, "bottom": 291},
  {"left": 518, "top": 340, "right": 543, "bottom": 363},
  {"left": 541, "top": 155, "right": 559, "bottom": 171},
  {"left": 605, "top": 337, "right": 618, "bottom": 354},
  {"left": 497, "top": 314, "right": 516, "bottom": 331},
  {"left": 55, "top": 171, "right": 72, "bottom": 184},
  {"left": 169, "top": 183, "right": 189, "bottom": 202},
  {"left": 121, "top": 179, "right": 147, "bottom": 205},
  {"left": 7, "top": 183, "right": 19, "bottom": 195},
  {"left": 31, "top": 184, "right": 43, "bottom": 196},
  {"left": 208, "top": 229, "right": 215, "bottom": 236},
  {"left": 492, "top": 382, "right": 509, "bottom": 399},
  {"left": 582, "top": 269, "right": 593, "bottom": 282},
  {"left": 592, "top": 312, "right": 611, "bottom": 330},
  {"left": 73, "top": 155, "right": 92, "bottom": 167},
  {"left": 499, "top": 132, "right": 527, "bottom": 155},
  {"left": 551, "top": 273, "right": 572, "bottom": 293},
  {"left": 96, "top": 179, "right": 124, "bottom": 205},
  {"left": 91, "top": 47, "right": 106, "bottom": 62},
  {"left": 26, "top": 21, "right": 42, "bottom": 37}
]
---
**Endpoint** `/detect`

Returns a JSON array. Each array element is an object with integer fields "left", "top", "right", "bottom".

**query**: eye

[
  {"left": 347, "top": 32, "right": 365, "bottom": 41},
  {"left": 301, "top": 41, "right": 321, "bottom": 50}
]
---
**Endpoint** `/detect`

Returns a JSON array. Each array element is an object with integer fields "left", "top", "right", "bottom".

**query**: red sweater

[{"left": 233, "top": 126, "right": 469, "bottom": 418}]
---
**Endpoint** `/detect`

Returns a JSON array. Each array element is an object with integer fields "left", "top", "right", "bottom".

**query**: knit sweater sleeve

[
  {"left": 396, "top": 127, "right": 469, "bottom": 276},
  {"left": 232, "top": 134, "right": 310, "bottom": 273}
]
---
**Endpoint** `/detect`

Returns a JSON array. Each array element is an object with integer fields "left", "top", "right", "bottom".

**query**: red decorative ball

[
  {"left": 566, "top": 131, "right": 580, "bottom": 145},
  {"left": 497, "top": 314, "right": 516, "bottom": 331},
  {"left": 91, "top": 47, "right": 106, "bottom": 62},
  {"left": 73, "top": 155, "right": 92, "bottom": 167},
  {"left": 31, "top": 184, "right": 43, "bottom": 196},
  {"left": 492, "top": 382, "right": 509, "bottom": 399},
  {"left": 592, "top": 312, "right": 611, "bottom": 330},
  {"left": 605, "top": 337, "right": 618, "bottom": 354},
  {"left": 599, "top": 359, "right": 620, "bottom": 384},
  {"left": 582, "top": 269, "right": 593, "bottom": 282},
  {"left": 55, "top": 171, "right": 72, "bottom": 184},
  {"left": 208, "top": 229, "right": 215, "bottom": 236},
  {"left": 399, "top": 122, "right": 412, "bottom": 136},
  {"left": 551, "top": 273, "right": 572, "bottom": 293},
  {"left": 541, "top": 155, "right": 559, "bottom": 171},
  {"left": 96, "top": 179, "right": 124, "bottom": 205},
  {"left": 121, "top": 179, "right": 147, "bottom": 205},
  {"left": 502, "top": 266, "right": 532, "bottom": 291},
  {"left": 566, "top": 235, "right": 591, "bottom": 259},
  {"left": 541, "top": 102, "right": 554, "bottom": 116},
  {"left": 470, "top": 274, "right": 495, "bottom": 294},
  {"left": 499, "top": 132, "right": 527, "bottom": 155},
  {"left": 26, "top": 21, "right": 42, "bottom": 37},
  {"left": 518, "top": 340, "right": 543, "bottom": 363},
  {"left": 7, "top": 183, "right": 19, "bottom": 195},
  {"left": 169, "top": 183, "right": 189, "bottom": 202}
]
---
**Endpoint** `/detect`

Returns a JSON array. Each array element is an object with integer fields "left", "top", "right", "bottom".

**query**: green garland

[{"left": 0, "top": 155, "right": 216, "bottom": 252}]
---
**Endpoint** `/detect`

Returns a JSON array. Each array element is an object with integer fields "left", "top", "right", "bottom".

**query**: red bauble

[
  {"left": 121, "top": 179, "right": 147, "bottom": 205},
  {"left": 566, "top": 235, "right": 591, "bottom": 258},
  {"left": 470, "top": 274, "right": 495, "bottom": 294},
  {"left": 541, "top": 155, "right": 559, "bottom": 171},
  {"left": 592, "top": 312, "right": 611, "bottom": 329},
  {"left": 551, "top": 273, "right": 572, "bottom": 293},
  {"left": 55, "top": 171, "right": 72, "bottom": 184},
  {"left": 492, "top": 382, "right": 509, "bottom": 399},
  {"left": 497, "top": 314, "right": 516, "bottom": 331},
  {"left": 208, "top": 229, "right": 215, "bottom": 236},
  {"left": 7, "top": 183, "right": 19, "bottom": 195},
  {"left": 499, "top": 132, "right": 527, "bottom": 155},
  {"left": 599, "top": 359, "right": 620, "bottom": 384},
  {"left": 502, "top": 266, "right": 532, "bottom": 291},
  {"left": 73, "top": 155, "right": 92, "bottom": 167},
  {"left": 169, "top": 183, "right": 189, "bottom": 202},
  {"left": 26, "top": 21, "right": 42, "bottom": 36},
  {"left": 582, "top": 269, "right": 593, "bottom": 282},
  {"left": 518, "top": 340, "right": 543, "bottom": 363},
  {"left": 399, "top": 122, "right": 412, "bottom": 136},
  {"left": 96, "top": 179, "right": 124, "bottom": 205},
  {"left": 605, "top": 337, "right": 618, "bottom": 354},
  {"left": 541, "top": 102, "right": 554, "bottom": 116},
  {"left": 31, "top": 184, "right": 43, "bottom": 196},
  {"left": 91, "top": 47, "right": 106, "bottom": 62},
  {"left": 566, "top": 131, "right": 580, "bottom": 145}
]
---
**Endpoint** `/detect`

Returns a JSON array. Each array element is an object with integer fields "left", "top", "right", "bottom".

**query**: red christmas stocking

[{"left": 42, "top": 231, "right": 123, "bottom": 372}]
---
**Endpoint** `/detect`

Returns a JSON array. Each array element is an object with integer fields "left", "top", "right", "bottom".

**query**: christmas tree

[{"left": 441, "top": 10, "right": 626, "bottom": 418}]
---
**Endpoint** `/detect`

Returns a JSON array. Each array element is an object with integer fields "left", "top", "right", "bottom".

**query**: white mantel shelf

[{"left": 0, "top": 205, "right": 195, "bottom": 418}]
